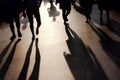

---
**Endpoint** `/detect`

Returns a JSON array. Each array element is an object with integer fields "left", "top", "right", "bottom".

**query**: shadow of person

[
  {"left": 47, "top": 4, "right": 60, "bottom": 21},
  {"left": 64, "top": 24, "right": 107, "bottom": 80},
  {"left": 88, "top": 21, "right": 120, "bottom": 66},
  {"left": 0, "top": 39, "right": 21, "bottom": 80},
  {"left": 29, "top": 38, "right": 41, "bottom": 80},
  {"left": 105, "top": 19, "right": 120, "bottom": 37},
  {"left": 18, "top": 40, "right": 34, "bottom": 80},
  {"left": 0, "top": 40, "right": 14, "bottom": 64},
  {"left": 86, "top": 46, "right": 108, "bottom": 80}
]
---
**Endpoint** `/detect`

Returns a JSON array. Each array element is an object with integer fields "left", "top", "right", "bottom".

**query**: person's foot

[
  {"left": 18, "top": 31, "right": 22, "bottom": 37},
  {"left": 32, "top": 35, "right": 35, "bottom": 40},
  {"left": 36, "top": 27, "right": 39, "bottom": 35},
  {"left": 64, "top": 22, "right": 69, "bottom": 27},
  {"left": 64, "top": 21, "right": 67, "bottom": 25},
  {"left": 65, "top": 17, "right": 68, "bottom": 21},
  {"left": 10, "top": 35, "right": 16, "bottom": 40}
]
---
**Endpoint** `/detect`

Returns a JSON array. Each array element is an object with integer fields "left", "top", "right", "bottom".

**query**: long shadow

[
  {"left": 89, "top": 21, "right": 120, "bottom": 66},
  {"left": 106, "top": 19, "right": 120, "bottom": 37},
  {"left": 0, "top": 39, "right": 21, "bottom": 80},
  {"left": 29, "top": 38, "right": 41, "bottom": 80},
  {"left": 47, "top": 4, "right": 60, "bottom": 21},
  {"left": 0, "top": 40, "right": 14, "bottom": 64},
  {"left": 86, "top": 46, "right": 108, "bottom": 80},
  {"left": 18, "top": 40, "right": 34, "bottom": 80},
  {"left": 64, "top": 23, "right": 107, "bottom": 80}
]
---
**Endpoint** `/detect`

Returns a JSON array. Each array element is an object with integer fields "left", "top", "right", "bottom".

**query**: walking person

[
  {"left": 3, "top": 0, "right": 23, "bottom": 40},
  {"left": 80, "top": 0, "right": 94, "bottom": 23},
  {"left": 98, "top": 0, "right": 111, "bottom": 24},
  {"left": 24, "top": 0, "right": 42, "bottom": 39},
  {"left": 56, "top": 0, "right": 71, "bottom": 24}
]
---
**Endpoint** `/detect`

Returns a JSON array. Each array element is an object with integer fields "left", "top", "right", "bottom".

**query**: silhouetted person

[
  {"left": 56, "top": 0, "right": 71, "bottom": 24},
  {"left": 25, "top": 0, "right": 42, "bottom": 39},
  {"left": 79, "top": 0, "right": 94, "bottom": 23},
  {"left": 3, "top": 0, "right": 23, "bottom": 40},
  {"left": 98, "top": 0, "right": 111, "bottom": 24}
]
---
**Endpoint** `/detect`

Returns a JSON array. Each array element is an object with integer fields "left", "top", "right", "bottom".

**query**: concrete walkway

[{"left": 0, "top": 1, "right": 120, "bottom": 80}]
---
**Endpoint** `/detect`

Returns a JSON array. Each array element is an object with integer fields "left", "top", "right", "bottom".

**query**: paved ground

[{"left": 0, "top": 1, "right": 120, "bottom": 80}]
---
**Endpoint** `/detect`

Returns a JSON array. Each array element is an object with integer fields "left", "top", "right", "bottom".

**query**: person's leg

[
  {"left": 34, "top": 7, "right": 41, "bottom": 35},
  {"left": 14, "top": 13, "right": 22, "bottom": 37},
  {"left": 88, "top": 5, "right": 92, "bottom": 20},
  {"left": 66, "top": 7, "right": 71, "bottom": 21},
  {"left": 27, "top": 10, "right": 35, "bottom": 39},
  {"left": 62, "top": 9, "right": 67, "bottom": 23},
  {"left": 84, "top": 6, "right": 89, "bottom": 23},
  {"left": 85, "top": 5, "right": 92, "bottom": 23},
  {"left": 9, "top": 16, "right": 16, "bottom": 40},
  {"left": 85, "top": 8, "right": 89, "bottom": 22}
]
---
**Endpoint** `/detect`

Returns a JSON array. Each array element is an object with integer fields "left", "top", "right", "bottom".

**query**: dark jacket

[
  {"left": 3, "top": 0, "right": 24, "bottom": 14},
  {"left": 80, "top": 0, "right": 94, "bottom": 7},
  {"left": 58, "top": 0, "right": 71, "bottom": 10}
]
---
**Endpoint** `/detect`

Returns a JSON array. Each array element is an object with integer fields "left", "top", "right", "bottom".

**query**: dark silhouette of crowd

[
  {"left": 2, "top": 0, "right": 24, "bottom": 40},
  {"left": 0, "top": 0, "right": 42, "bottom": 40},
  {"left": 0, "top": 0, "right": 112, "bottom": 40}
]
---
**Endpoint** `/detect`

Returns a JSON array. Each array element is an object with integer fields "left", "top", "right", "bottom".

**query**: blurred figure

[
  {"left": 47, "top": 4, "right": 60, "bottom": 21},
  {"left": 3, "top": 0, "right": 24, "bottom": 40},
  {"left": 25, "top": 0, "right": 42, "bottom": 39},
  {"left": 79, "top": 0, "right": 94, "bottom": 23},
  {"left": 56, "top": 0, "right": 71, "bottom": 24},
  {"left": 98, "top": 0, "right": 111, "bottom": 24}
]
